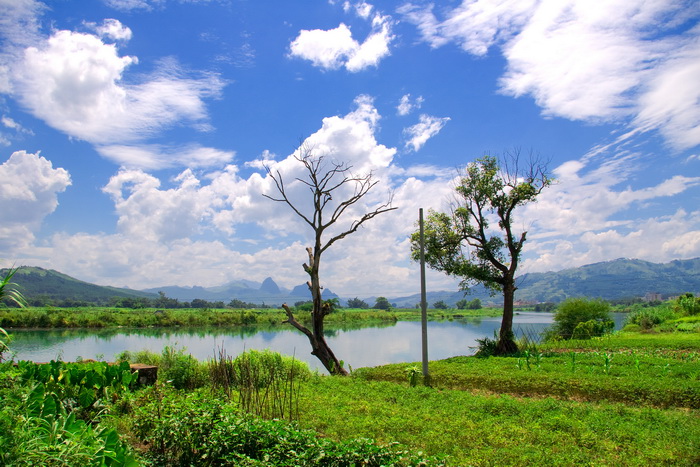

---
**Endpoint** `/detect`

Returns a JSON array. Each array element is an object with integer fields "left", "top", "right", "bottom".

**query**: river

[{"left": 6, "top": 312, "right": 628, "bottom": 371}]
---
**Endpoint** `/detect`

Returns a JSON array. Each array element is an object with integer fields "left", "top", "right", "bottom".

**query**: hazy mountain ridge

[{"left": 3, "top": 257, "right": 699, "bottom": 307}]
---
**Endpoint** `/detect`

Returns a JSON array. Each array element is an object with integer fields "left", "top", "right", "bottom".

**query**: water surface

[{"left": 7, "top": 312, "right": 626, "bottom": 371}]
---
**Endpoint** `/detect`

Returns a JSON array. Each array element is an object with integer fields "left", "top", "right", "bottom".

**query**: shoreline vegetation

[
  {"left": 1, "top": 298, "right": 699, "bottom": 465},
  {"left": 0, "top": 306, "right": 504, "bottom": 329}
]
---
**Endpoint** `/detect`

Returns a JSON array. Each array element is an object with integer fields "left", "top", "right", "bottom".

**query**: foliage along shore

[{"left": 0, "top": 305, "right": 502, "bottom": 329}]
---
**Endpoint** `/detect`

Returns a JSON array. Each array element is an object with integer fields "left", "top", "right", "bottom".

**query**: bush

[
  {"left": 675, "top": 293, "right": 700, "bottom": 316},
  {"left": 117, "top": 346, "right": 207, "bottom": 390},
  {"left": 550, "top": 298, "right": 613, "bottom": 340},
  {"left": 626, "top": 306, "right": 677, "bottom": 330}
]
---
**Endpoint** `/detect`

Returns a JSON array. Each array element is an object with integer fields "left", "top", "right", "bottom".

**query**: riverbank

[
  {"left": 2, "top": 330, "right": 698, "bottom": 465},
  {"left": 0, "top": 305, "right": 503, "bottom": 329}
]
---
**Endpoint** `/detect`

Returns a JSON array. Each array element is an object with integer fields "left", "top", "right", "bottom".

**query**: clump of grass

[{"left": 208, "top": 348, "right": 310, "bottom": 421}]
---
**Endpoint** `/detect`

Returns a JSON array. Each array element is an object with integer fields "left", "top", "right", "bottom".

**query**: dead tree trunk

[{"left": 263, "top": 148, "right": 396, "bottom": 375}]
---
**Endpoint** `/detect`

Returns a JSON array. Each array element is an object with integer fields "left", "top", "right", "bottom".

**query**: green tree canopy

[
  {"left": 347, "top": 297, "right": 369, "bottom": 309},
  {"left": 374, "top": 296, "right": 391, "bottom": 310},
  {"left": 411, "top": 152, "right": 552, "bottom": 354}
]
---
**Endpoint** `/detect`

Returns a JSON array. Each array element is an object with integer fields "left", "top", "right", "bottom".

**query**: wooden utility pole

[{"left": 419, "top": 208, "right": 429, "bottom": 382}]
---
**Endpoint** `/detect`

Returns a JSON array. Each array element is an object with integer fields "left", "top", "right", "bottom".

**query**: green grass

[{"left": 295, "top": 376, "right": 700, "bottom": 466}]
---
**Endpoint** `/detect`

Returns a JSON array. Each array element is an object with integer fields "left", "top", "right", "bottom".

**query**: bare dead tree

[{"left": 263, "top": 146, "right": 397, "bottom": 375}]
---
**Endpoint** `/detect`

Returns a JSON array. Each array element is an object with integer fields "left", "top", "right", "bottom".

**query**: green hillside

[
  {"left": 515, "top": 258, "right": 700, "bottom": 302},
  {"left": 0, "top": 267, "right": 156, "bottom": 306},
  {"left": 390, "top": 257, "right": 700, "bottom": 307}
]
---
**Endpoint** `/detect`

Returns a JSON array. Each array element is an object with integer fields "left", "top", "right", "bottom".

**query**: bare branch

[{"left": 281, "top": 303, "right": 314, "bottom": 341}]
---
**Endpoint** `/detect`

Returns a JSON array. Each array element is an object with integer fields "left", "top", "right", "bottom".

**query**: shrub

[
  {"left": 117, "top": 346, "right": 207, "bottom": 390},
  {"left": 675, "top": 293, "right": 700, "bottom": 316},
  {"left": 626, "top": 306, "right": 676, "bottom": 330},
  {"left": 550, "top": 298, "right": 613, "bottom": 340}
]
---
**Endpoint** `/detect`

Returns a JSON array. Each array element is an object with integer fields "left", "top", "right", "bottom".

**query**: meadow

[{"left": 1, "top": 299, "right": 699, "bottom": 465}]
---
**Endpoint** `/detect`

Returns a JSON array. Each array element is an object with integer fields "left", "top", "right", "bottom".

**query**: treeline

[{"left": 7, "top": 292, "right": 273, "bottom": 310}]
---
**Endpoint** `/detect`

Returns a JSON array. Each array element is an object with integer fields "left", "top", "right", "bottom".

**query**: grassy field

[{"left": 2, "top": 303, "right": 699, "bottom": 465}]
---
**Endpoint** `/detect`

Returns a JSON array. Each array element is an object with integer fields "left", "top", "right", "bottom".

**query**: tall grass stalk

[{"left": 208, "top": 348, "right": 308, "bottom": 422}]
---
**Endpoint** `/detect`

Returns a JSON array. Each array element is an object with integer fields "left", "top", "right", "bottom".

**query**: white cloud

[
  {"left": 400, "top": 0, "right": 700, "bottom": 149},
  {"left": 96, "top": 144, "right": 235, "bottom": 170},
  {"left": 289, "top": 24, "right": 358, "bottom": 70},
  {"left": 397, "top": 93, "right": 424, "bottom": 116},
  {"left": 403, "top": 114, "right": 450, "bottom": 151},
  {"left": 0, "top": 150, "right": 71, "bottom": 250},
  {"left": 1, "top": 115, "right": 33, "bottom": 145},
  {"left": 103, "top": 0, "right": 163, "bottom": 11},
  {"left": 289, "top": 5, "right": 394, "bottom": 72},
  {"left": 519, "top": 152, "right": 700, "bottom": 273},
  {"left": 103, "top": 168, "right": 211, "bottom": 242},
  {"left": 15, "top": 30, "right": 224, "bottom": 146},
  {"left": 2, "top": 94, "right": 460, "bottom": 295},
  {"left": 92, "top": 18, "right": 133, "bottom": 41},
  {"left": 523, "top": 209, "right": 700, "bottom": 273}
]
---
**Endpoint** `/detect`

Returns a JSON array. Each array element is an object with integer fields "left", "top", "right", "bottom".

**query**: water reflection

[{"left": 7, "top": 313, "right": 626, "bottom": 371}]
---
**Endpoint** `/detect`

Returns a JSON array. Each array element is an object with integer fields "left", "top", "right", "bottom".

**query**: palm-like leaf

[{"left": 1, "top": 266, "right": 27, "bottom": 308}]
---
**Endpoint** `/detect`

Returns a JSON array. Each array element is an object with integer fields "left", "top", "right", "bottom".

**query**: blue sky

[{"left": 1, "top": 0, "right": 699, "bottom": 297}]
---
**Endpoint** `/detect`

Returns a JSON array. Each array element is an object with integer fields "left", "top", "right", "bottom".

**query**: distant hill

[
  {"left": 4, "top": 258, "right": 698, "bottom": 307},
  {"left": 388, "top": 257, "right": 700, "bottom": 307},
  {"left": 514, "top": 257, "right": 700, "bottom": 302},
  {"left": 0, "top": 267, "right": 156, "bottom": 305}
]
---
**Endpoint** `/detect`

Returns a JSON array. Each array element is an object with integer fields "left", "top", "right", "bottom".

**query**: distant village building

[{"left": 644, "top": 292, "right": 662, "bottom": 302}]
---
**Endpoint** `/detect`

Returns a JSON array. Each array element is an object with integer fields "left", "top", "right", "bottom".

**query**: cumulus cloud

[
  {"left": 91, "top": 18, "right": 133, "bottom": 41},
  {"left": 0, "top": 151, "right": 71, "bottom": 250},
  {"left": 519, "top": 152, "right": 700, "bottom": 272},
  {"left": 14, "top": 30, "right": 224, "bottom": 145},
  {"left": 4, "top": 94, "right": 460, "bottom": 294},
  {"left": 289, "top": 3, "right": 394, "bottom": 72},
  {"left": 400, "top": 0, "right": 700, "bottom": 149},
  {"left": 403, "top": 114, "right": 450, "bottom": 151},
  {"left": 0, "top": 12, "right": 227, "bottom": 169}
]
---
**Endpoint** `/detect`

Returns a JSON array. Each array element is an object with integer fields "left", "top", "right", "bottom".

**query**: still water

[{"left": 7, "top": 313, "right": 627, "bottom": 371}]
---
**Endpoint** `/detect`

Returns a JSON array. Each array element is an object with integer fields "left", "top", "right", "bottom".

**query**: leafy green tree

[
  {"left": 264, "top": 146, "right": 396, "bottom": 375},
  {"left": 411, "top": 153, "right": 552, "bottom": 354},
  {"left": 433, "top": 300, "right": 449, "bottom": 309},
  {"left": 347, "top": 297, "right": 369, "bottom": 308},
  {"left": 468, "top": 298, "right": 482, "bottom": 310},
  {"left": 374, "top": 296, "right": 391, "bottom": 310},
  {"left": 551, "top": 298, "right": 613, "bottom": 339}
]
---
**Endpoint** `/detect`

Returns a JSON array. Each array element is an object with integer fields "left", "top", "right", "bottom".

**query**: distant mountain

[
  {"left": 143, "top": 277, "right": 338, "bottom": 306},
  {"left": 1, "top": 267, "right": 156, "bottom": 305},
  {"left": 260, "top": 277, "right": 281, "bottom": 294},
  {"left": 6, "top": 258, "right": 698, "bottom": 308},
  {"left": 514, "top": 257, "right": 700, "bottom": 302},
  {"left": 386, "top": 258, "right": 700, "bottom": 307}
]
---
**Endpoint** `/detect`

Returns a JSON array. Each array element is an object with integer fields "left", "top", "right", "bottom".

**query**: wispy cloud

[
  {"left": 397, "top": 93, "right": 424, "bottom": 116},
  {"left": 400, "top": 0, "right": 700, "bottom": 150},
  {"left": 403, "top": 114, "right": 450, "bottom": 151}
]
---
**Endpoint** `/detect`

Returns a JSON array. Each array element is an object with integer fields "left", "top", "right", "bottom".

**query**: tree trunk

[
  {"left": 310, "top": 331, "right": 348, "bottom": 375},
  {"left": 496, "top": 279, "right": 519, "bottom": 355}
]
